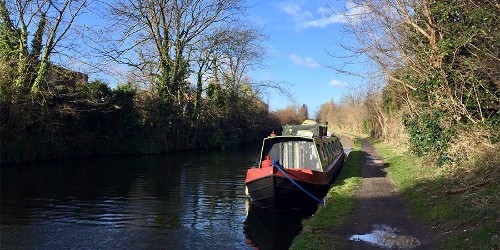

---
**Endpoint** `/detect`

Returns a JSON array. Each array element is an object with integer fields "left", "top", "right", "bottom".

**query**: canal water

[{"left": 0, "top": 144, "right": 316, "bottom": 249}]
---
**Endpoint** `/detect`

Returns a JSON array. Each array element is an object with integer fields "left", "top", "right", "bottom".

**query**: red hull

[
  {"left": 245, "top": 152, "right": 346, "bottom": 211},
  {"left": 245, "top": 166, "right": 335, "bottom": 187}
]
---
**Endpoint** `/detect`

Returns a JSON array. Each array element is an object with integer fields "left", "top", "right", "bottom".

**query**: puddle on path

[{"left": 349, "top": 224, "right": 421, "bottom": 249}]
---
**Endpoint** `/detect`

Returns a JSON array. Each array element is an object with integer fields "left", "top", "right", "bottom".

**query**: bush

[{"left": 403, "top": 110, "right": 454, "bottom": 160}]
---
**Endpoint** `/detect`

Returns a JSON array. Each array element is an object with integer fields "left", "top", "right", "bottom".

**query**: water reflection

[
  {"left": 1, "top": 147, "right": 260, "bottom": 249},
  {"left": 244, "top": 202, "right": 316, "bottom": 250},
  {"left": 2, "top": 144, "right": 337, "bottom": 249},
  {"left": 349, "top": 224, "right": 421, "bottom": 249}
]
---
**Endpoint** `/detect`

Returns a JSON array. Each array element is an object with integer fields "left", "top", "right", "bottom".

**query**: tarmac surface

[{"left": 340, "top": 138, "right": 433, "bottom": 249}]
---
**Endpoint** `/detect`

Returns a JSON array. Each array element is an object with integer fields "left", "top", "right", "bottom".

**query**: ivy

[{"left": 403, "top": 111, "right": 455, "bottom": 159}]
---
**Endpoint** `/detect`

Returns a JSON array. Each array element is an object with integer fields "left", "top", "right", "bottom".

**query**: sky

[{"left": 243, "top": 0, "right": 367, "bottom": 114}]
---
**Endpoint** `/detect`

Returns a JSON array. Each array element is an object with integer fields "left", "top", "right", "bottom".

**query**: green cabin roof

[{"left": 282, "top": 121, "right": 327, "bottom": 137}]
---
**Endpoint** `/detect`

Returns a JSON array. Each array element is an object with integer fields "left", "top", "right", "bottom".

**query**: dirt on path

[{"left": 340, "top": 138, "right": 432, "bottom": 249}]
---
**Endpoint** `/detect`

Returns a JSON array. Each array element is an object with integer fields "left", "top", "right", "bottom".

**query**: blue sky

[{"left": 245, "top": 0, "right": 365, "bottom": 114}]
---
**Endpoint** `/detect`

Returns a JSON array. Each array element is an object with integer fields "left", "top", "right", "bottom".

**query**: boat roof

[
  {"left": 282, "top": 121, "right": 327, "bottom": 137},
  {"left": 264, "top": 135, "right": 339, "bottom": 142}
]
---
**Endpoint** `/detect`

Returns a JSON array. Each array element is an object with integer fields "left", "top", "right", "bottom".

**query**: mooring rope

[{"left": 271, "top": 159, "right": 325, "bottom": 205}]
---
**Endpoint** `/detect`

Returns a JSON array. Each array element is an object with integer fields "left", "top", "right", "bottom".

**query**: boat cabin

[{"left": 259, "top": 122, "right": 343, "bottom": 172}]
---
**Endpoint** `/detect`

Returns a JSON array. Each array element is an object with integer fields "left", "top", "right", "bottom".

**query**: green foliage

[
  {"left": 76, "top": 80, "right": 113, "bottom": 98},
  {"left": 0, "top": 0, "right": 18, "bottom": 60},
  {"left": 361, "top": 119, "right": 372, "bottom": 135},
  {"left": 113, "top": 83, "right": 137, "bottom": 113},
  {"left": 377, "top": 0, "right": 499, "bottom": 163},
  {"left": 0, "top": 1, "right": 277, "bottom": 163},
  {"left": 431, "top": 0, "right": 499, "bottom": 124},
  {"left": 30, "top": 12, "right": 46, "bottom": 59},
  {"left": 403, "top": 110, "right": 454, "bottom": 159},
  {"left": 381, "top": 88, "right": 400, "bottom": 114},
  {"left": 1, "top": 71, "right": 279, "bottom": 162},
  {"left": 157, "top": 53, "right": 191, "bottom": 107}
]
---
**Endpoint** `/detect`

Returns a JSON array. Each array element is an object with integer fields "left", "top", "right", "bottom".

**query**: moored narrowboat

[{"left": 245, "top": 121, "right": 346, "bottom": 211}]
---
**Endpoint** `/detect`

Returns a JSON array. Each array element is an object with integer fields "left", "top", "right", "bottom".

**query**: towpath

[{"left": 340, "top": 138, "right": 432, "bottom": 249}]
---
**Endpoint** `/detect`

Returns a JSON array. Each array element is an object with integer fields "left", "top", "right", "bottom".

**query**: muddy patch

[{"left": 349, "top": 224, "right": 421, "bottom": 249}]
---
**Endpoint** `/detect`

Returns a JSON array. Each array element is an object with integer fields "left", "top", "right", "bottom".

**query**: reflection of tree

[
  {"left": 123, "top": 156, "right": 183, "bottom": 229},
  {"left": 179, "top": 150, "right": 249, "bottom": 229},
  {"left": 1, "top": 148, "right": 262, "bottom": 247}
]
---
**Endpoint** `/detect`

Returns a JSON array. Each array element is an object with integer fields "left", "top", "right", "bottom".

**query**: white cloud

[
  {"left": 278, "top": 3, "right": 313, "bottom": 27},
  {"left": 318, "top": 6, "right": 330, "bottom": 16},
  {"left": 289, "top": 53, "right": 319, "bottom": 68},
  {"left": 278, "top": 1, "right": 370, "bottom": 29},
  {"left": 329, "top": 79, "right": 348, "bottom": 87},
  {"left": 302, "top": 15, "right": 347, "bottom": 28},
  {"left": 340, "top": 1, "right": 371, "bottom": 24}
]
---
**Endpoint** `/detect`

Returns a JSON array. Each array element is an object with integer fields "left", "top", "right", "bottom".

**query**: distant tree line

[
  {"left": 0, "top": 0, "right": 280, "bottom": 163},
  {"left": 318, "top": 0, "right": 498, "bottom": 167},
  {"left": 271, "top": 104, "right": 309, "bottom": 125}
]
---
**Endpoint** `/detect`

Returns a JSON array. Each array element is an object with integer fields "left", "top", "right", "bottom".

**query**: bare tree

[
  {"left": 188, "top": 23, "right": 267, "bottom": 118},
  {"left": 32, "top": 0, "right": 88, "bottom": 93},
  {"left": 331, "top": 0, "right": 499, "bottom": 124},
  {"left": 4, "top": 0, "right": 88, "bottom": 94},
  {"left": 107, "top": 0, "right": 244, "bottom": 108},
  {"left": 214, "top": 23, "right": 266, "bottom": 91},
  {"left": 298, "top": 103, "right": 308, "bottom": 121}
]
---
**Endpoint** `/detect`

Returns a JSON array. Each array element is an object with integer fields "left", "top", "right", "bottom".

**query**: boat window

[
  {"left": 322, "top": 145, "right": 329, "bottom": 166},
  {"left": 316, "top": 144, "right": 322, "bottom": 159},
  {"left": 328, "top": 142, "right": 333, "bottom": 156},
  {"left": 318, "top": 144, "right": 326, "bottom": 165},
  {"left": 264, "top": 140, "right": 322, "bottom": 171}
]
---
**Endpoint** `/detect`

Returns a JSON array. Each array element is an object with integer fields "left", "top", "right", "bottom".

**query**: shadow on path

[{"left": 340, "top": 138, "right": 431, "bottom": 249}]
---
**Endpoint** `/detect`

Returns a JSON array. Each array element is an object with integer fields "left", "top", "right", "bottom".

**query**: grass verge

[
  {"left": 371, "top": 140, "right": 499, "bottom": 250},
  {"left": 290, "top": 138, "right": 363, "bottom": 250}
]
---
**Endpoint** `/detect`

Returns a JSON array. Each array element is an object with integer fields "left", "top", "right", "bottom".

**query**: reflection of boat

[
  {"left": 244, "top": 202, "right": 316, "bottom": 250},
  {"left": 245, "top": 121, "right": 346, "bottom": 211}
]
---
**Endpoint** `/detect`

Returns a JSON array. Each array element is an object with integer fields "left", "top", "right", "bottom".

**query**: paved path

[{"left": 341, "top": 138, "right": 432, "bottom": 249}]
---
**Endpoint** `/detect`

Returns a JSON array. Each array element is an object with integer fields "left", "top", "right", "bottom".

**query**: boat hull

[
  {"left": 245, "top": 153, "right": 345, "bottom": 211},
  {"left": 246, "top": 175, "right": 329, "bottom": 211}
]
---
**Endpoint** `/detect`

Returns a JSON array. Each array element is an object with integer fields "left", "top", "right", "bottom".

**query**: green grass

[
  {"left": 290, "top": 138, "right": 363, "bottom": 250},
  {"left": 372, "top": 140, "right": 499, "bottom": 250}
]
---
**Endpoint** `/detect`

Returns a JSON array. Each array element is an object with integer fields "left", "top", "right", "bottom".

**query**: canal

[{"left": 1, "top": 144, "right": 316, "bottom": 249}]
